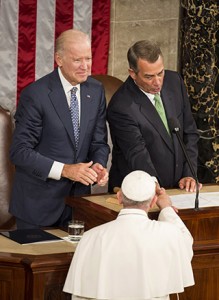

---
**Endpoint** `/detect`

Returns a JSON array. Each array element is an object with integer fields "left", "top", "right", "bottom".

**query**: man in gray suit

[
  {"left": 10, "top": 29, "right": 110, "bottom": 229},
  {"left": 107, "top": 40, "right": 202, "bottom": 193}
]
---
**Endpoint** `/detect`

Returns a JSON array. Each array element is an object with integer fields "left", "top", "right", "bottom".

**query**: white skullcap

[{"left": 121, "top": 170, "right": 156, "bottom": 201}]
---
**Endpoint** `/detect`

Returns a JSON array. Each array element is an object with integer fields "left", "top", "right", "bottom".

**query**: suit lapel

[
  {"left": 161, "top": 88, "right": 177, "bottom": 123},
  {"left": 161, "top": 87, "right": 179, "bottom": 158},
  {"left": 48, "top": 70, "right": 76, "bottom": 147},
  {"left": 131, "top": 84, "right": 174, "bottom": 153},
  {"left": 77, "top": 82, "right": 93, "bottom": 153}
]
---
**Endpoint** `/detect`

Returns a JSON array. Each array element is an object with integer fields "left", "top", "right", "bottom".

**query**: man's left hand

[
  {"left": 178, "top": 177, "right": 202, "bottom": 192},
  {"left": 91, "top": 163, "right": 109, "bottom": 186}
]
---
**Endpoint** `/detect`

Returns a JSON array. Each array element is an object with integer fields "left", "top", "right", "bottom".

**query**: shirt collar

[
  {"left": 58, "top": 67, "right": 80, "bottom": 94},
  {"left": 134, "top": 80, "right": 159, "bottom": 103},
  {"left": 118, "top": 208, "right": 148, "bottom": 218}
]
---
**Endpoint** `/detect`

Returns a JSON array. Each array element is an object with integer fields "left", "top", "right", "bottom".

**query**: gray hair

[
  {"left": 127, "top": 40, "right": 163, "bottom": 73},
  {"left": 55, "top": 29, "right": 90, "bottom": 54},
  {"left": 121, "top": 192, "right": 150, "bottom": 208}
]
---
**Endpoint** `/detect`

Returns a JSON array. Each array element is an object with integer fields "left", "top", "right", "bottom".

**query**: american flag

[{"left": 0, "top": 0, "right": 111, "bottom": 112}]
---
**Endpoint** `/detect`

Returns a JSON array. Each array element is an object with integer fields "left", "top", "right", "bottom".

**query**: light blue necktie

[
  {"left": 70, "top": 87, "right": 80, "bottom": 149},
  {"left": 154, "top": 94, "right": 170, "bottom": 134}
]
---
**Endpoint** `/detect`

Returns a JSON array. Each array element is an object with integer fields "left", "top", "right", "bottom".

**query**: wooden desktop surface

[
  {"left": 66, "top": 184, "right": 219, "bottom": 300},
  {"left": 1, "top": 185, "right": 218, "bottom": 300},
  {"left": 0, "top": 229, "right": 76, "bottom": 255},
  {"left": 0, "top": 229, "right": 75, "bottom": 299},
  {"left": 66, "top": 185, "right": 219, "bottom": 239}
]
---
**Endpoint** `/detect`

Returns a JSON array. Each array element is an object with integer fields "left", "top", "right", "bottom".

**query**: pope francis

[{"left": 63, "top": 170, "right": 194, "bottom": 300}]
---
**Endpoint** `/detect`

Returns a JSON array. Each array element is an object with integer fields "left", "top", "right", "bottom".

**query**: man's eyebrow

[
  {"left": 144, "top": 73, "right": 155, "bottom": 77},
  {"left": 158, "top": 69, "right": 164, "bottom": 74},
  {"left": 144, "top": 69, "right": 164, "bottom": 77}
]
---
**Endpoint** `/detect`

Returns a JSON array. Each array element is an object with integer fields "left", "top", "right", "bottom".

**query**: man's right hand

[
  {"left": 61, "top": 161, "right": 98, "bottom": 186},
  {"left": 156, "top": 188, "right": 178, "bottom": 213}
]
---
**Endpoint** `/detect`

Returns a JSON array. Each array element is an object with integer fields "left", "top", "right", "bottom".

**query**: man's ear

[
  {"left": 55, "top": 52, "right": 62, "bottom": 67},
  {"left": 128, "top": 68, "right": 136, "bottom": 80},
  {"left": 117, "top": 191, "right": 123, "bottom": 204},
  {"left": 149, "top": 195, "right": 157, "bottom": 208}
]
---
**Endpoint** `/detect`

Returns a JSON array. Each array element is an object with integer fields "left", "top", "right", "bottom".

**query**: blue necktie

[{"left": 70, "top": 87, "right": 80, "bottom": 149}]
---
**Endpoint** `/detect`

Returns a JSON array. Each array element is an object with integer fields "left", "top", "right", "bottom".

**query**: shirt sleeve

[{"left": 48, "top": 161, "right": 64, "bottom": 180}]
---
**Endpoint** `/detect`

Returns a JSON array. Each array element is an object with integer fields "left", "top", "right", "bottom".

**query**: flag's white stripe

[
  {"left": 0, "top": 0, "right": 18, "bottom": 112},
  {"left": 73, "top": 0, "right": 93, "bottom": 39},
  {"left": 35, "top": 0, "right": 56, "bottom": 80}
]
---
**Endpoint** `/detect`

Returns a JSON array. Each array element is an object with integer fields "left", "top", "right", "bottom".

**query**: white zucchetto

[{"left": 121, "top": 170, "right": 156, "bottom": 201}]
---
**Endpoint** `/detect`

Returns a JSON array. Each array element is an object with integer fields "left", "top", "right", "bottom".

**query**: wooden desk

[
  {"left": 66, "top": 185, "right": 219, "bottom": 300},
  {"left": 0, "top": 229, "right": 75, "bottom": 300}
]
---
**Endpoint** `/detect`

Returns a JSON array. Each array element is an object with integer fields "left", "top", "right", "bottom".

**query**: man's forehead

[
  {"left": 143, "top": 68, "right": 164, "bottom": 76},
  {"left": 137, "top": 58, "right": 164, "bottom": 75}
]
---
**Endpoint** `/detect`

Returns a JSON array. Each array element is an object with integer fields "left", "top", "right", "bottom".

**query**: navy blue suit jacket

[
  {"left": 10, "top": 69, "right": 110, "bottom": 226},
  {"left": 107, "top": 71, "right": 199, "bottom": 190}
]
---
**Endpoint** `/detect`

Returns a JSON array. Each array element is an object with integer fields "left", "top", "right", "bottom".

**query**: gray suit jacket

[
  {"left": 107, "top": 71, "right": 199, "bottom": 190},
  {"left": 10, "top": 69, "right": 110, "bottom": 225}
]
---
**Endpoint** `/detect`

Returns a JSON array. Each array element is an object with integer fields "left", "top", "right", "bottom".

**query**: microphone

[{"left": 169, "top": 118, "right": 199, "bottom": 210}]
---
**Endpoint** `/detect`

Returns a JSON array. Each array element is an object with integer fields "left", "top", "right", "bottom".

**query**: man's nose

[
  {"left": 153, "top": 76, "right": 161, "bottom": 85},
  {"left": 80, "top": 59, "right": 88, "bottom": 69}
]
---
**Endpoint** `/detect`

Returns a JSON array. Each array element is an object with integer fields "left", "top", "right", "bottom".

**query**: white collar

[
  {"left": 118, "top": 208, "right": 148, "bottom": 218},
  {"left": 58, "top": 67, "right": 80, "bottom": 94},
  {"left": 134, "top": 81, "right": 159, "bottom": 103}
]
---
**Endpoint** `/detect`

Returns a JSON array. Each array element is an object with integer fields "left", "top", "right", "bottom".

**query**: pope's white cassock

[{"left": 63, "top": 207, "right": 194, "bottom": 300}]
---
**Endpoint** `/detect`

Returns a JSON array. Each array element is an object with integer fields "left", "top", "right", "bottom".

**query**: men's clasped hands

[{"left": 62, "top": 161, "right": 108, "bottom": 186}]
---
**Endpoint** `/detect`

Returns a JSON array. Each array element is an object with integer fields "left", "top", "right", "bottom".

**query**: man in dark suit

[
  {"left": 107, "top": 40, "right": 202, "bottom": 193},
  {"left": 10, "top": 29, "right": 110, "bottom": 229}
]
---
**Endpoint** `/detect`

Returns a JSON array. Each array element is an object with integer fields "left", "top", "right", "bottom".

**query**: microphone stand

[{"left": 172, "top": 127, "right": 199, "bottom": 211}]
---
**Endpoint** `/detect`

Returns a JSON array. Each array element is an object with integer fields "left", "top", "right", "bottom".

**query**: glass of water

[{"left": 68, "top": 220, "right": 85, "bottom": 241}]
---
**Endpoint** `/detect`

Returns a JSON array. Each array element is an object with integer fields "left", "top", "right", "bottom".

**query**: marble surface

[{"left": 108, "top": 0, "right": 180, "bottom": 81}]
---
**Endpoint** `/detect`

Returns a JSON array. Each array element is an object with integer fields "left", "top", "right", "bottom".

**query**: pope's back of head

[{"left": 119, "top": 170, "right": 156, "bottom": 208}]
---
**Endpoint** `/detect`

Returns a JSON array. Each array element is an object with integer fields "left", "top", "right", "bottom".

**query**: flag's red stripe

[
  {"left": 91, "top": 0, "right": 111, "bottom": 74},
  {"left": 17, "top": 0, "right": 37, "bottom": 104},
  {"left": 55, "top": 0, "right": 74, "bottom": 40}
]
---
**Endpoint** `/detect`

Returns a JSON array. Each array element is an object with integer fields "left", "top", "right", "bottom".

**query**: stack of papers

[{"left": 170, "top": 192, "right": 219, "bottom": 209}]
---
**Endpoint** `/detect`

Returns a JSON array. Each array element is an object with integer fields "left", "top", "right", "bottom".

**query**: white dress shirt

[{"left": 48, "top": 68, "right": 81, "bottom": 180}]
